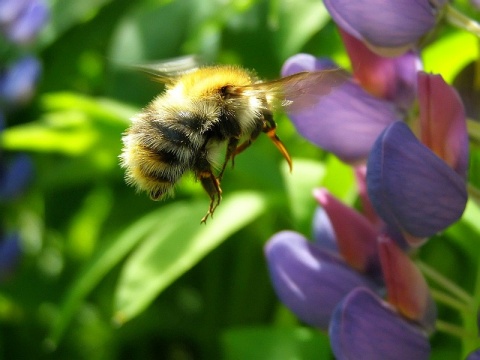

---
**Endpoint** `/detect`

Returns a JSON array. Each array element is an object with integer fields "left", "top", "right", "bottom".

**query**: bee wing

[
  {"left": 239, "top": 69, "right": 350, "bottom": 113},
  {"left": 127, "top": 55, "right": 203, "bottom": 84}
]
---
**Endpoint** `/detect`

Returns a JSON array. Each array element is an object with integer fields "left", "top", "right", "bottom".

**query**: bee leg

[
  {"left": 219, "top": 137, "right": 240, "bottom": 180},
  {"left": 199, "top": 170, "right": 222, "bottom": 224},
  {"left": 262, "top": 113, "right": 293, "bottom": 172},
  {"left": 230, "top": 125, "right": 262, "bottom": 167}
]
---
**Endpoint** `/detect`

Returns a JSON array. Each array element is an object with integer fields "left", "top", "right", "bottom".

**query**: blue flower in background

[
  {"left": 0, "top": 232, "right": 22, "bottom": 281},
  {"left": 0, "top": 56, "right": 41, "bottom": 105},
  {"left": 0, "top": 0, "right": 49, "bottom": 44},
  {"left": 0, "top": 0, "right": 47, "bottom": 282}
]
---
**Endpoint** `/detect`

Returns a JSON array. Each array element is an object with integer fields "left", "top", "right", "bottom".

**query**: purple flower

[
  {"left": 329, "top": 287, "right": 430, "bottom": 360},
  {"left": 265, "top": 230, "right": 379, "bottom": 330},
  {"left": 0, "top": 0, "right": 49, "bottom": 44},
  {"left": 0, "top": 232, "right": 22, "bottom": 281},
  {"left": 324, "top": 0, "right": 448, "bottom": 56},
  {"left": 339, "top": 29, "right": 421, "bottom": 110},
  {"left": 367, "top": 73, "right": 468, "bottom": 244},
  {"left": 282, "top": 53, "right": 401, "bottom": 164},
  {"left": 313, "top": 188, "right": 381, "bottom": 280},
  {"left": 265, "top": 191, "right": 436, "bottom": 357},
  {"left": 0, "top": 56, "right": 41, "bottom": 105},
  {"left": 467, "top": 350, "right": 480, "bottom": 360},
  {"left": 0, "top": 0, "right": 30, "bottom": 23},
  {"left": 0, "top": 153, "right": 33, "bottom": 200}
]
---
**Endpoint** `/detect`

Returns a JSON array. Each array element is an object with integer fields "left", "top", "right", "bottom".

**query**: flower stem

[
  {"left": 445, "top": 5, "right": 480, "bottom": 36},
  {"left": 430, "top": 288, "right": 472, "bottom": 313},
  {"left": 416, "top": 261, "right": 473, "bottom": 305},
  {"left": 436, "top": 319, "right": 478, "bottom": 340}
]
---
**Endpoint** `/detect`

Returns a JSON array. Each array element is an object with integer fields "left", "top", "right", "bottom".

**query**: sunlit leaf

[
  {"left": 1, "top": 92, "right": 132, "bottom": 155},
  {"left": 222, "top": 326, "right": 331, "bottom": 360},
  {"left": 113, "top": 192, "right": 268, "bottom": 324},
  {"left": 271, "top": 0, "right": 330, "bottom": 60},
  {"left": 281, "top": 158, "right": 325, "bottom": 231},
  {"left": 423, "top": 30, "right": 476, "bottom": 83},
  {"left": 40, "top": 0, "right": 113, "bottom": 47}
]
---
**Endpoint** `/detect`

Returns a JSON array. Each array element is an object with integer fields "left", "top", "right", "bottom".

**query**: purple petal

[
  {"left": 282, "top": 54, "right": 400, "bottom": 164},
  {"left": 0, "top": 232, "right": 22, "bottom": 281},
  {"left": 471, "top": 0, "right": 480, "bottom": 10},
  {"left": 0, "top": 56, "right": 41, "bottom": 105},
  {"left": 324, "top": 0, "right": 446, "bottom": 55},
  {"left": 0, "top": 154, "right": 33, "bottom": 200},
  {"left": 329, "top": 287, "right": 430, "bottom": 360},
  {"left": 340, "top": 29, "right": 421, "bottom": 110},
  {"left": 418, "top": 72, "right": 469, "bottom": 179},
  {"left": 0, "top": 0, "right": 30, "bottom": 23},
  {"left": 282, "top": 54, "right": 339, "bottom": 75},
  {"left": 265, "top": 231, "right": 378, "bottom": 330},
  {"left": 4, "top": 0, "right": 49, "bottom": 44},
  {"left": 467, "top": 349, "right": 480, "bottom": 360},
  {"left": 367, "top": 121, "right": 467, "bottom": 243},
  {"left": 311, "top": 206, "right": 338, "bottom": 253}
]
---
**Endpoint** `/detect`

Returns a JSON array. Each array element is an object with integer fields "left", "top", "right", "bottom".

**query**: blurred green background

[{"left": 1, "top": 0, "right": 479, "bottom": 359}]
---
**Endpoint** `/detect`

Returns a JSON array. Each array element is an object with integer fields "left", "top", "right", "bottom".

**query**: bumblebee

[{"left": 120, "top": 59, "right": 346, "bottom": 222}]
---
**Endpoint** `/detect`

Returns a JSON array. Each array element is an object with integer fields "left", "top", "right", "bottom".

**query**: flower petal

[
  {"left": 324, "top": 0, "right": 446, "bottom": 55},
  {"left": 265, "top": 231, "right": 378, "bottom": 329},
  {"left": 378, "top": 236, "right": 436, "bottom": 332},
  {"left": 282, "top": 54, "right": 400, "bottom": 164},
  {"left": 0, "top": 56, "right": 41, "bottom": 105},
  {"left": 313, "top": 188, "right": 381, "bottom": 280},
  {"left": 329, "top": 287, "right": 431, "bottom": 360},
  {"left": 367, "top": 121, "right": 467, "bottom": 243},
  {"left": 4, "top": 0, "right": 49, "bottom": 44},
  {"left": 0, "top": 0, "right": 29, "bottom": 23},
  {"left": 0, "top": 232, "right": 22, "bottom": 281},
  {"left": 418, "top": 72, "right": 469, "bottom": 179},
  {"left": 340, "top": 29, "right": 421, "bottom": 110},
  {"left": 467, "top": 349, "right": 480, "bottom": 360},
  {"left": 0, "top": 154, "right": 33, "bottom": 200},
  {"left": 311, "top": 206, "right": 338, "bottom": 253}
]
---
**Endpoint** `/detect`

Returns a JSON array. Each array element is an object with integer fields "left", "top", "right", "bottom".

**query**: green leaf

[
  {"left": 423, "top": 30, "right": 477, "bottom": 83},
  {"left": 322, "top": 155, "right": 356, "bottom": 203},
  {"left": 113, "top": 191, "right": 268, "bottom": 324},
  {"left": 0, "top": 92, "right": 132, "bottom": 155},
  {"left": 222, "top": 326, "right": 331, "bottom": 360},
  {"left": 281, "top": 158, "right": 326, "bottom": 231},
  {"left": 47, "top": 205, "right": 173, "bottom": 347},
  {"left": 270, "top": 0, "right": 330, "bottom": 60},
  {"left": 40, "top": 0, "right": 113, "bottom": 47}
]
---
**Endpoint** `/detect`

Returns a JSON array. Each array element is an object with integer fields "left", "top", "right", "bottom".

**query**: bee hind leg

[
  {"left": 229, "top": 126, "right": 262, "bottom": 168},
  {"left": 219, "top": 137, "right": 240, "bottom": 180},
  {"left": 198, "top": 170, "right": 222, "bottom": 224}
]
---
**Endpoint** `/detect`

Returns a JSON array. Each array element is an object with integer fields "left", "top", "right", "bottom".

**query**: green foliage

[{"left": 1, "top": 0, "right": 480, "bottom": 359}]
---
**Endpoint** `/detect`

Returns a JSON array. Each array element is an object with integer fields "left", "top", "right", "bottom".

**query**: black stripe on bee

[
  {"left": 148, "top": 120, "right": 194, "bottom": 147},
  {"left": 176, "top": 111, "right": 206, "bottom": 133},
  {"left": 138, "top": 144, "right": 181, "bottom": 166},
  {"left": 207, "top": 108, "right": 241, "bottom": 140},
  {"left": 139, "top": 164, "right": 180, "bottom": 184}
]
